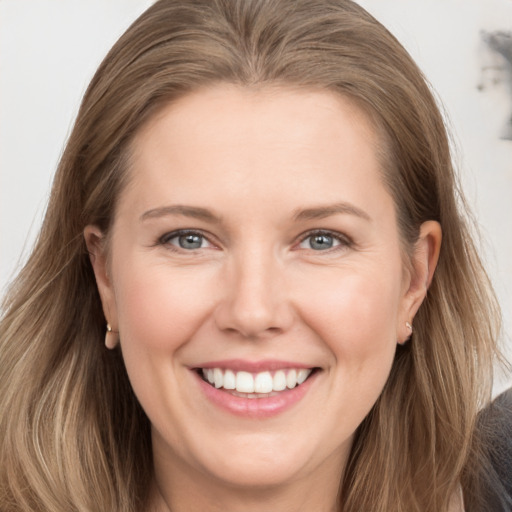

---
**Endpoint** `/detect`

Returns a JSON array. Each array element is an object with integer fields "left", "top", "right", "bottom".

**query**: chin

[{"left": 203, "top": 455, "right": 305, "bottom": 489}]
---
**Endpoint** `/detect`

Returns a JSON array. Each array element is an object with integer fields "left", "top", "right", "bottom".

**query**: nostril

[{"left": 213, "top": 282, "right": 293, "bottom": 338}]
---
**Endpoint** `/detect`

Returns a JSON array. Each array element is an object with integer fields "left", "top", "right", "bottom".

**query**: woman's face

[{"left": 87, "top": 85, "right": 437, "bottom": 499}]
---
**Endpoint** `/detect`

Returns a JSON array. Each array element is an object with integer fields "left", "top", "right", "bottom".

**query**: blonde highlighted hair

[{"left": 0, "top": 1, "right": 503, "bottom": 510}]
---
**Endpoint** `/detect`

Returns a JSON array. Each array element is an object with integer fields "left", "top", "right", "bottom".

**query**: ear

[
  {"left": 398, "top": 220, "right": 442, "bottom": 344},
  {"left": 84, "top": 225, "right": 119, "bottom": 348}
]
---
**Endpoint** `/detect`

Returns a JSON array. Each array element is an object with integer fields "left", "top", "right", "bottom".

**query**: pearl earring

[
  {"left": 398, "top": 321, "right": 413, "bottom": 345},
  {"left": 105, "top": 323, "right": 119, "bottom": 349}
]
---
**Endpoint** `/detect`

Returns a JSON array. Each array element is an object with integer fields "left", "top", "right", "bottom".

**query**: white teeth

[
  {"left": 273, "top": 370, "right": 287, "bottom": 391},
  {"left": 286, "top": 369, "right": 297, "bottom": 389},
  {"left": 201, "top": 367, "right": 313, "bottom": 394},
  {"left": 213, "top": 368, "right": 223, "bottom": 388},
  {"left": 297, "top": 369, "right": 310, "bottom": 385},
  {"left": 254, "top": 371, "right": 273, "bottom": 393},
  {"left": 236, "top": 371, "right": 254, "bottom": 393},
  {"left": 223, "top": 369, "right": 236, "bottom": 390}
]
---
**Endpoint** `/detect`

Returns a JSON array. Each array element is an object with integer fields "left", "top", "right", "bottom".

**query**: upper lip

[{"left": 193, "top": 359, "right": 315, "bottom": 373}]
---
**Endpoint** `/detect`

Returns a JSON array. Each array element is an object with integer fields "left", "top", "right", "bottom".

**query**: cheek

[
  {"left": 113, "top": 258, "right": 217, "bottom": 353},
  {"left": 302, "top": 263, "right": 402, "bottom": 324},
  {"left": 296, "top": 269, "right": 403, "bottom": 370},
  {"left": 288, "top": 268, "right": 404, "bottom": 447},
  {"left": 111, "top": 259, "right": 219, "bottom": 428}
]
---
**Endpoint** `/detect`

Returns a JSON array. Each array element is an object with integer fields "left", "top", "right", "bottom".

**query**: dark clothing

[
  {"left": 465, "top": 387, "right": 512, "bottom": 511},
  {"left": 484, "top": 388, "right": 512, "bottom": 510}
]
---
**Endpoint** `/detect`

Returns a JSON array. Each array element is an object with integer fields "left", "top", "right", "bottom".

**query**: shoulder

[
  {"left": 482, "top": 389, "right": 512, "bottom": 486},
  {"left": 471, "top": 387, "right": 512, "bottom": 512}
]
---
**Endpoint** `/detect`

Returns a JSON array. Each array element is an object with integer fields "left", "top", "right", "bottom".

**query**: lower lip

[{"left": 193, "top": 371, "right": 318, "bottom": 418}]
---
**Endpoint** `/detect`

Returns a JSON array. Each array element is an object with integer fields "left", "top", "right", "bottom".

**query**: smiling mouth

[{"left": 196, "top": 367, "right": 319, "bottom": 397}]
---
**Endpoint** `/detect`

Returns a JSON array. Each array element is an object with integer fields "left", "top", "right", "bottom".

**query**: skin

[{"left": 85, "top": 84, "right": 441, "bottom": 512}]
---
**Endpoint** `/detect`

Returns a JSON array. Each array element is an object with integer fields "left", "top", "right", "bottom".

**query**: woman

[{"left": 0, "top": 0, "right": 505, "bottom": 510}]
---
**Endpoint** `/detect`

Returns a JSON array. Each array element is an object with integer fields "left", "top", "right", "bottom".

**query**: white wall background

[{"left": 1, "top": 0, "right": 511, "bottom": 387}]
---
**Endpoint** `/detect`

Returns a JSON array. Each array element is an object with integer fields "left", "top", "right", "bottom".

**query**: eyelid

[
  {"left": 295, "top": 229, "right": 353, "bottom": 251},
  {"left": 156, "top": 228, "right": 352, "bottom": 252},
  {"left": 158, "top": 229, "right": 217, "bottom": 249}
]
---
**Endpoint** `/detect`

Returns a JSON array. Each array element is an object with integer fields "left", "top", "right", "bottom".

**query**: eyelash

[
  {"left": 157, "top": 229, "right": 353, "bottom": 253},
  {"left": 158, "top": 229, "right": 215, "bottom": 251},
  {"left": 297, "top": 230, "right": 353, "bottom": 252}
]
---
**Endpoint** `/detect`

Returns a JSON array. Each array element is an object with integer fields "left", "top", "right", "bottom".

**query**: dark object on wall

[
  {"left": 479, "top": 31, "right": 512, "bottom": 140},
  {"left": 464, "top": 388, "right": 512, "bottom": 511}
]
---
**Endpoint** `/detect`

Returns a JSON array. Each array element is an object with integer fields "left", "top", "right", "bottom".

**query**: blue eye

[
  {"left": 160, "top": 231, "right": 209, "bottom": 250},
  {"left": 298, "top": 232, "right": 345, "bottom": 251},
  {"left": 177, "top": 233, "right": 204, "bottom": 249}
]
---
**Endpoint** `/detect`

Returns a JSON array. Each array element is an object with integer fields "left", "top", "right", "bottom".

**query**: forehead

[
  {"left": 119, "top": 84, "right": 394, "bottom": 225},
  {"left": 136, "top": 84, "right": 379, "bottom": 145},
  {"left": 131, "top": 85, "right": 381, "bottom": 170}
]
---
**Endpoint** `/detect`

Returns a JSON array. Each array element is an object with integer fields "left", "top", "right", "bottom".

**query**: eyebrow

[
  {"left": 140, "top": 205, "right": 222, "bottom": 223},
  {"left": 140, "top": 201, "right": 370, "bottom": 224},
  {"left": 293, "top": 202, "right": 371, "bottom": 222}
]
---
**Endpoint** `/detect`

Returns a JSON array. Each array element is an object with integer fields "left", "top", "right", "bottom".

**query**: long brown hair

[{"left": 0, "top": 1, "right": 503, "bottom": 510}]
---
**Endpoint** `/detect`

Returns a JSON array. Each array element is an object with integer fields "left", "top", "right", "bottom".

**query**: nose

[{"left": 214, "top": 249, "right": 293, "bottom": 339}]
